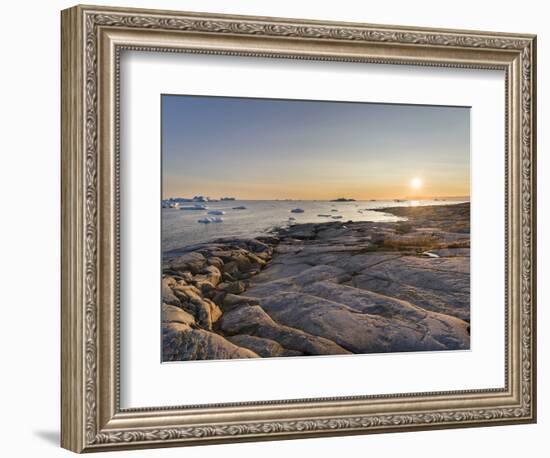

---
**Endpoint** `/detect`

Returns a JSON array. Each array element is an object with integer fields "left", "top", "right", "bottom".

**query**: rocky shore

[{"left": 162, "top": 202, "right": 471, "bottom": 361}]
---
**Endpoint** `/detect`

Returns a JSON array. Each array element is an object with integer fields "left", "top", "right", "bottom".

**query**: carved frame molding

[{"left": 61, "top": 5, "right": 536, "bottom": 452}]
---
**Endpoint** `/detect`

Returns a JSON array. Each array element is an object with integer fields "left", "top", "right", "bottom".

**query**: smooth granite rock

[
  {"left": 161, "top": 203, "right": 471, "bottom": 360},
  {"left": 218, "top": 305, "right": 351, "bottom": 356},
  {"left": 162, "top": 322, "right": 259, "bottom": 361}
]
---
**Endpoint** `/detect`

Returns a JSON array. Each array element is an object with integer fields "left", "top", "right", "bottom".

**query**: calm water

[{"left": 162, "top": 199, "right": 467, "bottom": 252}]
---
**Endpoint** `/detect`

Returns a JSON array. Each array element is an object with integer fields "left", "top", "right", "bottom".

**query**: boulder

[
  {"left": 232, "top": 251, "right": 258, "bottom": 272},
  {"left": 219, "top": 305, "right": 350, "bottom": 356},
  {"left": 172, "top": 282, "right": 203, "bottom": 305},
  {"left": 222, "top": 261, "right": 240, "bottom": 277},
  {"left": 226, "top": 334, "right": 288, "bottom": 357},
  {"left": 218, "top": 280, "right": 247, "bottom": 295},
  {"left": 162, "top": 277, "right": 180, "bottom": 306},
  {"left": 162, "top": 322, "right": 259, "bottom": 361},
  {"left": 207, "top": 256, "right": 224, "bottom": 270},
  {"left": 166, "top": 252, "right": 207, "bottom": 274},
  {"left": 204, "top": 297, "right": 223, "bottom": 324},
  {"left": 162, "top": 303, "right": 195, "bottom": 326},
  {"left": 193, "top": 265, "right": 222, "bottom": 292},
  {"left": 203, "top": 265, "right": 222, "bottom": 286},
  {"left": 223, "top": 293, "right": 259, "bottom": 309}
]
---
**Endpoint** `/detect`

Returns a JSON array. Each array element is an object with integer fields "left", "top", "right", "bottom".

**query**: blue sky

[{"left": 162, "top": 95, "right": 470, "bottom": 200}]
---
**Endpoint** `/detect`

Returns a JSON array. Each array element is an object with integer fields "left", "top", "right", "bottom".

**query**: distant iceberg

[
  {"left": 180, "top": 204, "right": 208, "bottom": 210},
  {"left": 198, "top": 216, "right": 223, "bottom": 224},
  {"left": 162, "top": 201, "right": 180, "bottom": 209},
  {"left": 290, "top": 208, "right": 305, "bottom": 213},
  {"left": 166, "top": 195, "right": 220, "bottom": 203},
  {"left": 331, "top": 197, "right": 356, "bottom": 202},
  {"left": 331, "top": 215, "right": 343, "bottom": 219},
  {"left": 208, "top": 210, "right": 225, "bottom": 215},
  {"left": 232, "top": 206, "right": 247, "bottom": 210},
  {"left": 317, "top": 214, "right": 331, "bottom": 217},
  {"left": 220, "top": 197, "right": 236, "bottom": 201},
  {"left": 162, "top": 199, "right": 180, "bottom": 209}
]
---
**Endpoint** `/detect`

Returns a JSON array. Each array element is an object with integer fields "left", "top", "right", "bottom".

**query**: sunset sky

[{"left": 162, "top": 95, "right": 470, "bottom": 200}]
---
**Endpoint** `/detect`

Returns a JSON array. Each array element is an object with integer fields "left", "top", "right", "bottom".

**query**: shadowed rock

[
  {"left": 227, "top": 334, "right": 301, "bottom": 357},
  {"left": 218, "top": 305, "right": 351, "bottom": 356},
  {"left": 163, "top": 322, "right": 259, "bottom": 361},
  {"left": 165, "top": 252, "right": 207, "bottom": 274},
  {"left": 162, "top": 303, "right": 196, "bottom": 326}
]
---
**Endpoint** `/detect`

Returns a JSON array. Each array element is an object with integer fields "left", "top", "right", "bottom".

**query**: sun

[{"left": 411, "top": 177, "right": 422, "bottom": 189}]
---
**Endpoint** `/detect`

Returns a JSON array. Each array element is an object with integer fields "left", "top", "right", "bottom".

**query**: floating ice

[
  {"left": 198, "top": 217, "right": 223, "bottom": 224},
  {"left": 180, "top": 204, "right": 208, "bottom": 210}
]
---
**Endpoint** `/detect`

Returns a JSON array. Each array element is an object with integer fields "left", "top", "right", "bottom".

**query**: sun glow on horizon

[{"left": 411, "top": 177, "right": 423, "bottom": 190}]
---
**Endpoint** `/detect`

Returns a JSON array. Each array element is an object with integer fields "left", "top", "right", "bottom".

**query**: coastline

[
  {"left": 162, "top": 202, "right": 470, "bottom": 361},
  {"left": 161, "top": 198, "right": 468, "bottom": 252}
]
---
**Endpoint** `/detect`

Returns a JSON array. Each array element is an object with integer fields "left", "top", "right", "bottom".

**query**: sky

[{"left": 162, "top": 95, "right": 470, "bottom": 200}]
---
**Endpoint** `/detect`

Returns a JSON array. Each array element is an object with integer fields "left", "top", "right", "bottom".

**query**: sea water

[{"left": 162, "top": 199, "right": 468, "bottom": 252}]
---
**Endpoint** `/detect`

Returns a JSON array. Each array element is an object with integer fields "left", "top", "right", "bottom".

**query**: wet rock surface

[{"left": 162, "top": 203, "right": 470, "bottom": 361}]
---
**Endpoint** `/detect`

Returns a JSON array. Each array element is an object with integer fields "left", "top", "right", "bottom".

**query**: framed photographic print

[{"left": 61, "top": 4, "right": 537, "bottom": 453}]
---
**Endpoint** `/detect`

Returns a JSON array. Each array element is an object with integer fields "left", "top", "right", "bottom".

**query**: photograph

[{"left": 161, "top": 95, "right": 472, "bottom": 362}]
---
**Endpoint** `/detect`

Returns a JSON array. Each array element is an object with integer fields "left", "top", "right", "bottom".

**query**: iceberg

[
  {"left": 290, "top": 208, "right": 305, "bottom": 213},
  {"left": 208, "top": 210, "right": 225, "bottom": 215},
  {"left": 198, "top": 217, "right": 223, "bottom": 224},
  {"left": 180, "top": 204, "right": 208, "bottom": 211},
  {"left": 232, "top": 206, "right": 247, "bottom": 210},
  {"left": 162, "top": 199, "right": 180, "bottom": 209}
]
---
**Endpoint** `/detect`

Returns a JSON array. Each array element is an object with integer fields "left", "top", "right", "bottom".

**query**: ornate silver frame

[{"left": 61, "top": 4, "right": 537, "bottom": 453}]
